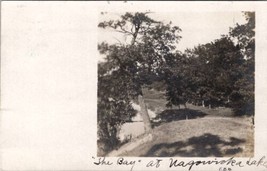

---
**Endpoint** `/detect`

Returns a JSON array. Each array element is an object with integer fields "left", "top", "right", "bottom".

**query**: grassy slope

[
  {"left": 120, "top": 118, "right": 254, "bottom": 157},
  {"left": 116, "top": 88, "right": 254, "bottom": 157}
]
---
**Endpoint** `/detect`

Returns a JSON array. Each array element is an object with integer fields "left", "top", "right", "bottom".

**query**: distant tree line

[{"left": 165, "top": 12, "right": 254, "bottom": 115}]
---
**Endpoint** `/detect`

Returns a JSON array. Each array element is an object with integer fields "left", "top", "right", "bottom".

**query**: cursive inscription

[
  {"left": 92, "top": 157, "right": 113, "bottom": 165},
  {"left": 92, "top": 156, "right": 267, "bottom": 171},
  {"left": 117, "top": 157, "right": 141, "bottom": 171},
  {"left": 169, "top": 157, "right": 244, "bottom": 170},
  {"left": 146, "top": 159, "right": 162, "bottom": 168},
  {"left": 246, "top": 156, "right": 267, "bottom": 168}
]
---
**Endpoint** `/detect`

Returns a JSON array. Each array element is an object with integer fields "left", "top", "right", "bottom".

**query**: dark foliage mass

[
  {"left": 165, "top": 12, "right": 255, "bottom": 115},
  {"left": 97, "top": 12, "right": 182, "bottom": 155},
  {"left": 97, "top": 12, "right": 255, "bottom": 155}
]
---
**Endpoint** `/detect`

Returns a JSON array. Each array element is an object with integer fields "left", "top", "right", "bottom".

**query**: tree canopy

[
  {"left": 97, "top": 11, "right": 255, "bottom": 155},
  {"left": 97, "top": 12, "right": 182, "bottom": 154},
  {"left": 165, "top": 12, "right": 255, "bottom": 114}
]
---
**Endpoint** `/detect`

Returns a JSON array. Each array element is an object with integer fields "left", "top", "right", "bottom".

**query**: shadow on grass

[
  {"left": 142, "top": 133, "right": 245, "bottom": 157},
  {"left": 152, "top": 109, "right": 207, "bottom": 127}
]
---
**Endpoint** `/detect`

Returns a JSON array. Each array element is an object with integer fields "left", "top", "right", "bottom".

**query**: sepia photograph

[
  {"left": 97, "top": 11, "right": 255, "bottom": 157},
  {"left": 2, "top": 1, "right": 267, "bottom": 171}
]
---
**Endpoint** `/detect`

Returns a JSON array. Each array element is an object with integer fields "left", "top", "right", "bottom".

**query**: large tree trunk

[
  {"left": 138, "top": 94, "right": 152, "bottom": 132},
  {"left": 131, "top": 24, "right": 152, "bottom": 132}
]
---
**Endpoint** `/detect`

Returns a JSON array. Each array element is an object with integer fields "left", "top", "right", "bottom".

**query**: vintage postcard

[{"left": 1, "top": 1, "right": 267, "bottom": 171}]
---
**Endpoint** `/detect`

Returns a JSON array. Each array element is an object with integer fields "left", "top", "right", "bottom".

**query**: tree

[
  {"left": 164, "top": 12, "right": 254, "bottom": 115},
  {"left": 98, "top": 62, "right": 137, "bottom": 154},
  {"left": 230, "top": 12, "right": 255, "bottom": 60},
  {"left": 176, "top": 11, "right": 255, "bottom": 114},
  {"left": 229, "top": 12, "right": 255, "bottom": 115},
  {"left": 166, "top": 35, "right": 244, "bottom": 109},
  {"left": 164, "top": 52, "right": 190, "bottom": 108},
  {"left": 202, "top": 36, "right": 244, "bottom": 108},
  {"left": 98, "top": 12, "right": 182, "bottom": 150}
]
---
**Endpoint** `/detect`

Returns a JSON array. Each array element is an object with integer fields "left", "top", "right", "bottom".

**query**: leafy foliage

[
  {"left": 98, "top": 62, "right": 137, "bottom": 152},
  {"left": 229, "top": 12, "right": 255, "bottom": 115},
  {"left": 165, "top": 12, "right": 254, "bottom": 116},
  {"left": 97, "top": 11, "right": 255, "bottom": 155},
  {"left": 97, "top": 12, "right": 182, "bottom": 154}
]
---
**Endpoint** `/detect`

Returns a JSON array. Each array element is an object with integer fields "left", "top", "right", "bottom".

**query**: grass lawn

[
  {"left": 108, "top": 88, "right": 254, "bottom": 157},
  {"left": 119, "top": 117, "right": 254, "bottom": 157}
]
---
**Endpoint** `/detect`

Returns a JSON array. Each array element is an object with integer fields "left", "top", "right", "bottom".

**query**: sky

[{"left": 98, "top": 11, "right": 247, "bottom": 61}]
